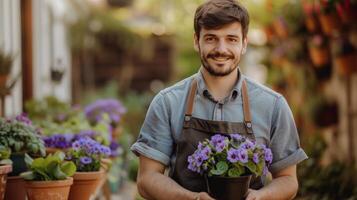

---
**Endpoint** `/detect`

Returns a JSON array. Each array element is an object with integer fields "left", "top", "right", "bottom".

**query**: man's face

[{"left": 194, "top": 22, "right": 247, "bottom": 77}]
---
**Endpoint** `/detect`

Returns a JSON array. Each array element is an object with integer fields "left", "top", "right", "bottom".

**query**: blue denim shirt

[{"left": 131, "top": 70, "right": 308, "bottom": 174}]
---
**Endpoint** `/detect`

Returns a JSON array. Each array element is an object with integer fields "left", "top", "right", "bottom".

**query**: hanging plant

[
  {"left": 308, "top": 35, "right": 331, "bottom": 67},
  {"left": 0, "top": 49, "right": 14, "bottom": 89},
  {"left": 332, "top": 35, "right": 357, "bottom": 76}
]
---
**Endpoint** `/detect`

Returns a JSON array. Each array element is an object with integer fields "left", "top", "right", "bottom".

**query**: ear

[
  {"left": 242, "top": 37, "right": 248, "bottom": 54},
  {"left": 193, "top": 33, "right": 199, "bottom": 52}
]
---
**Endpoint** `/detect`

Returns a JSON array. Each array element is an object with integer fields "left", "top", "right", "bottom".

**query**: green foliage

[
  {"left": 298, "top": 134, "right": 357, "bottom": 199},
  {"left": 210, "top": 161, "right": 228, "bottom": 176},
  {"left": 0, "top": 145, "right": 12, "bottom": 165},
  {"left": 22, "top": 152, "right": 75, "bottom": 180},
  {"left": 21, "top": 152, "right": 76, "bottom": 181},
  {"left": 0, "top": 49, "right": 13, "bottom": 75},
  {"left": 0, "top": 118, "right": 45, "bottom": 156}
]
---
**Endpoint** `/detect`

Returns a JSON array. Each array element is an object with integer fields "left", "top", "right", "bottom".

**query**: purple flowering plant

[
  {"left": 66, "top": 137, "right": 111, "bottom": 172},
  {"left": 188, "top": 134, "right": 273, "bottom": 177},
  {"left": 84, "top": 99, "right": 126, "bottom": 127}
]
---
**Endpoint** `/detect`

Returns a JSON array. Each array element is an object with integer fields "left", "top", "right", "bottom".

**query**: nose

[{"left": 215, "top": 40, "right": 228, "bottom": 53}]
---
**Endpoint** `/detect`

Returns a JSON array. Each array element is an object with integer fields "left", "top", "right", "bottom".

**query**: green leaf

[
  {"left": 246, "top": 161, "right": 257, "bottom": 175},
  {"left": 54, "top": 151, "right": 65, "bottom": 162},
  {"left": 256, "top": 161, "right": 264, "bottom": 176},
  {"left": 0, "top": 159, "right": 12, "bottom": 165},
  {"left": 53, "top": 164, "right": 67, "bottom": 180},
  {"left": 20, "top": 171, "right": 35, "bottom": 180},
  {"left": 228, "top": 167, "right": 243, "bottom": 177},
  {"left": 24, "top": 153, "right": 34, "bottom": 167},
  {"left": 32, "top": 158, "right": 45, "bottom": 170},
  {"left": 61, "top": 161, "right": 76, "bottom": 177},
  {"left": 210, "top": 161, "right": 228, "bottom": 176},
  {"left": 34, "top": 168, "right": 51, "bottom": 181}
]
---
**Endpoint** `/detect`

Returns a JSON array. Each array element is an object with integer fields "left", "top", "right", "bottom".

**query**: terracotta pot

[
  {"left": 309, "top": 46, "right": 330, "bottom": 67},
  {"left": 4, "top": 176, "right": 26, "bottom": 200},
  {"left": 305, "top": 14, "right": 320, "bottom": 33},
  {"left": 24, "top": 177, "right": 73, "bottom": 200},
  {"left": 206, "top": 175, "right": 252, "bottom": 200},
  {"left": 334, "top": 54, "right": 357, "bottom": 76},
  {"left": 318, "top": 12, "right": 341, "bottom": 36},
  {"left": 68, "top": 170, "right": 104, "bottom": 200},
  {"left": 0, "top": 165, "right": 12, "bottom": 200}
]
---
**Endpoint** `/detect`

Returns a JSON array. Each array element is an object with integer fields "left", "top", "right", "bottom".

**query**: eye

[
  {"left": 228, "top": 38, "right": 238, "bottom": 43},
  {"left": 205, "top": 37, "right": 216, "bottom": 42}
]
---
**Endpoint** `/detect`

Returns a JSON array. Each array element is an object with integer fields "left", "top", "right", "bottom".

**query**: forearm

[
  {"left": 137, "top": 172, "right": 196, "bottom": 200},
  {"left": 259, "top": 175, "right": 298, "bottom": 200}
]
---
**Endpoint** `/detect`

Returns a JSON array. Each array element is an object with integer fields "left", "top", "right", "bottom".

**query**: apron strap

[
  {"left": 184, "top": 78, "right": 198, "bottom": 118},
  {"left": 242, "top": 80, "right": 253, "bottom": 134},
  {"left": 184, "top": 77, "right": 254, "bottom": 134}
]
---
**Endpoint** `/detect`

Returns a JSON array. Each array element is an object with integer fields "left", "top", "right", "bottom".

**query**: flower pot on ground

[
  {"left": 68, "top": 170, "right": 104, "bottom": 200},
  {"left": 0, "top": 114, "right": 46, "bottom": 200},
  {"left": 206, "top": 175, "right": 252, "bottom": 200},
  {"left": 66, "top": 137, "right": 111, "bottom": 200},
  {"left": 20, "top": 152, "right": 76, "bottom": 200},
  {"left": 188, "top": 134, "right": 273, "bottom": 200},
  {"left": 308, "top": 35, "right": 330, "bottom": 67},
  {"left": 332, "top": 36, "right": 357, "bottom": 76},
  {"left": 4, "top": 176, "right": 25, "bottom": 200}
]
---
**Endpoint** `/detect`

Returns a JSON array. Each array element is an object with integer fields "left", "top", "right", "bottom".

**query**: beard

[{"left": 199, "top": 49, "right": 241, "bottom": 77}]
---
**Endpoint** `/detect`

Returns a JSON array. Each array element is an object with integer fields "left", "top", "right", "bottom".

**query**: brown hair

[{"left": 194, "top": 0, "right": 250, "bottom": 39}]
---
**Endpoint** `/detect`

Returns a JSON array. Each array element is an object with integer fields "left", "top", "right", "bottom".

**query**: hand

[
  {"left": 194, "top": 192, "right": 215, "bottom": 200},
  {"left": 245, "top": 189, "right": 265, "bottom": 200}
]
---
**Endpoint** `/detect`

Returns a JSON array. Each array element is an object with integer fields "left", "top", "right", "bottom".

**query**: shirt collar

[{"left": 196, "top": 67, "right": 244, "bottom": 102}]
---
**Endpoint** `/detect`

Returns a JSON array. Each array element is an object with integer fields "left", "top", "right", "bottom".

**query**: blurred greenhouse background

[{"left": 0, "top": 0, "right": 356, "bottom": 199}]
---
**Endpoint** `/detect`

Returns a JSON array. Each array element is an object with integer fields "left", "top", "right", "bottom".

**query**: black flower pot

[{"left": 206, "top": 175, "right": 252, "bottom": 200}]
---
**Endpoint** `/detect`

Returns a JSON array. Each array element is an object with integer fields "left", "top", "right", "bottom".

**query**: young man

[{"left": 131, "top": 0, "right": 308, "bottom": 199}]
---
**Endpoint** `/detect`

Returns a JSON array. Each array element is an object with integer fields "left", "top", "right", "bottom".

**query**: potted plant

[
  {"left": 20, "top": 152, "right": 76, "bottom": 200},
  {"left": 308, "top": 35, "right": 330, "bottom": 67},
  {"left": 0, "top": 114, "right": 46, "bottom": 200},
  {"left": 188, "top": 134, "right": 273, "bottom": 200},
  {"left": 0, "top": 49, "right": 13, "bottom": 89},
  {"left": 84, "top": 99, "right": 126, "bottom": 140},
  {"left": 66, "top": 136, "right": 111, "bottom": 200},
  {"left": 332, "top": 36, "right": 356, "bottom": 76},
  {"left": 0, "top": 146, "right": 12, "bottom": 200},
  {"left": 318, "top": 0, "right": 341, "bottom": 36}
]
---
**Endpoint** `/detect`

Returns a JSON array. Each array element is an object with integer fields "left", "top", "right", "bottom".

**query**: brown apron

[{"left": 170, "top": 78, "right": 263, "bottom": 192}]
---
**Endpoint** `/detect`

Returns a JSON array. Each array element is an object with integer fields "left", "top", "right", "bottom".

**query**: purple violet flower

[
  {"left": 237, "top": 148, "right": 249, "bottom": 163},
  {"left": 253, "top": 153, "right": 260, "bottom": 164},
  {"left": 15, "top": 113, "right": 32, "bottom": 126},
  {"left": 80, "top": 156, "right": 92, "bottom": 165},
  {"left": 227, "top": 148, "right": 240, "bottom": 163}
]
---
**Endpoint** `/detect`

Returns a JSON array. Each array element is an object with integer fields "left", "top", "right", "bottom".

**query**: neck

[{"left": 200, "top": 66, "right": 239, "bottom": 101}]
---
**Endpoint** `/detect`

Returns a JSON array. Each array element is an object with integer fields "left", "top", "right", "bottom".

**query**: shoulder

[
  {"left": 243, "top": 75, "right": 282, "bottom": 100},
  {"left": 158, "top": 74, "right": 195, "bottom": 100}
]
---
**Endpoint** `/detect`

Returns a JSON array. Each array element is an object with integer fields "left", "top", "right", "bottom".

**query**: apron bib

[{"left": 170, "top": 78, "right": 263, "bottom": 192}]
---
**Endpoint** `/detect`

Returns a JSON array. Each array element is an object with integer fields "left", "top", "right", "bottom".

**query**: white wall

[
  {"left": 0, "top": 0, "right": 22, "bottom": 116},
  {"left": 32, "top": 0, "right": 72, "bottom": 102}
]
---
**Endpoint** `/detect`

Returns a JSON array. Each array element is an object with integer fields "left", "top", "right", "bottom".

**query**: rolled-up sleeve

[
  {"left": 268, "top": 96, "right": 308, "bottom": 174},
  {"left": 130, "top": 92, "right": 173, "bottom": 166}
]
